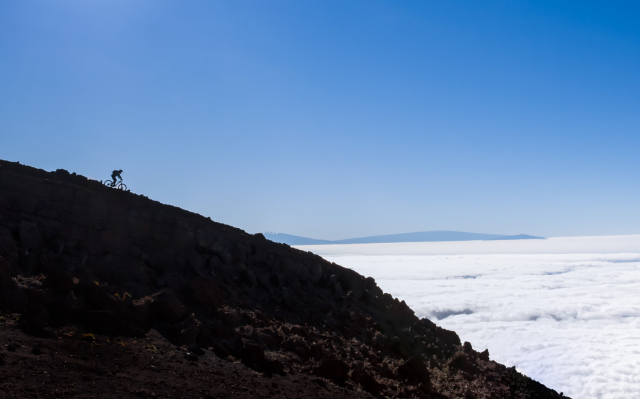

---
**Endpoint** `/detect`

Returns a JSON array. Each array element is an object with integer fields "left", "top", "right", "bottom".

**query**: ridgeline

[{"left": 0, "top": 160, "right": 565, "bottom": 398}]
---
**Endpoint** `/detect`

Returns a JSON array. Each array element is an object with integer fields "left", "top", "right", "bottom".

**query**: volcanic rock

[
  {"left": 149, "top": 288, "right": 188, "bottom": 324},
  {"left": 398, "top": 356, "right": 431, "bottom": 389},
  {"left": 317, "top": 357, "right": 350, "bottom": 383},
  {"left": 0, "top": 160, "right": 568, "bottom": 399}
]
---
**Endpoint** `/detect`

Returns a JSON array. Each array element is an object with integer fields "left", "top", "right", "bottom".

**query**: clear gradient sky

[{"left": 1, "top": 0, "right": 639, "bottom": 240}]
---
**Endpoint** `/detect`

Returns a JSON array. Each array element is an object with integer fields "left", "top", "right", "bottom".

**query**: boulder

[
  {"left": 338, "top": 273, "right": 366, "bottom": 300},
  {"left": 82, "top": 310, "right": 120, "bottom": 334},
  {"left": 294, "top": 344, "right": 310, "bottom": 359},
  {"left": 435, "top": 326, "right": 461, "bottom": 347},
  {"left": 463, "top": 341, "right": 473, "bottom": 353},
  {"left": 208, "top": 255, "right": 222, "bottom": 271},
  {"left": 45, "top": 268, "right": 75, "bottom": 293},
  {"left": 219, "top": 251, "right": 233, "bottom": 264},
  {"left": 363, "top": 289, "right": 376, "bottom": 303},
  {"left": 25, "top": 288, "right": 54, "bottom": 307},
  {"left": 178, "top": 325, "right": 199, "bottom": 346},
  {"left": 74, "top": 280, "right": 120, "bottom": 312},
  {"left": 240, "top": 341, "right": 265, "bottom": 366},
  {"left": 310, "top": 344, "right": 323, "bottom": 360},
  {"left": 196, "top": 229, "right": 216, "bottom": 249},
  {"left": 364, "top": 276, "right": 376, "bottom": 290},
  {"left": 359, "top": 373, "right": 383, "bottom": 395},
  {"left": 289, "top": 325, "right": 307, "bottom": 337},
  {"left": 149, "top": 288, "right": 189, "bottom": 324},
  {"left": 189, "top": 277, "right": 224, "bottom": 308},
  {"left": 397, "top": 356, "right": 431, "bottom": 389},
  {"left": 212, "top": 343, "right": 230, "bottom": 359},
  {"left": 187, "top": 249, "right": 207, "bottom": 277},
  {"left": 261, "top": 358, "right": 285, "bottom": 376},
  {"left": 447, "top": 352, "right": 469, "bottom": 371},
  {"left": 157, "top": 273, "right": 186, "bottom": 293},
  {"left": 219, "top": 310, "right": 240, "bottom": 328},
  {"left": 128, "top": 297, "right": 152, "bottom": 330},
  {"left": 256, "top": 329, "right": 281, "bottom": 348},
  {"left": 316, "top": 357, "right": 349, "bottom": 383},
  {"left": 350, "top": 361, "right": 365, "bottom": 381}
]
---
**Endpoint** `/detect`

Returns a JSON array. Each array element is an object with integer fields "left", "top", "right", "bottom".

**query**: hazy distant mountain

[
  {"left": 484, "top": 234, "right": 545, "bottom": 241},
  {"left": 262, "top": 232, "right": 334, "bottom": 246},
  {"left": 264, "top": 230, "right": 546, "bottom": 246}
]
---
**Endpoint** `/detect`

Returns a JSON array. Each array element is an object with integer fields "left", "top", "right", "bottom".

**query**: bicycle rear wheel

[{"left": 103, "top": 180, "right": 114, "bottom": 187}]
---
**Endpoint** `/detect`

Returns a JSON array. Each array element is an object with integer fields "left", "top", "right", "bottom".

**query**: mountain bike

[{"left": 102, "top": 180, "right": 128, "bottom": 191}]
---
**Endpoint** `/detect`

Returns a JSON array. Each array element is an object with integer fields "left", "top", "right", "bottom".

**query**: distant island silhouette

[{"left": 264, "top": 230, "right": 546, "bottom": 246}]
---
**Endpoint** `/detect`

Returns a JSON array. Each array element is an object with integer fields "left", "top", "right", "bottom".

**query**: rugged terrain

[{"left": 0, "top": 160, "right": 566, "bottom": 398}]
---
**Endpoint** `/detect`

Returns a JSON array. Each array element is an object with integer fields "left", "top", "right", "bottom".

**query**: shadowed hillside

[{"left": 0, "top": 160, "right": 566, "bottom": 398}]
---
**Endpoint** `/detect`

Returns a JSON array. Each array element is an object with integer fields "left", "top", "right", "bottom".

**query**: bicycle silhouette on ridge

[{"left": 102, "top": 169, "right": 127, "bottom": 190}]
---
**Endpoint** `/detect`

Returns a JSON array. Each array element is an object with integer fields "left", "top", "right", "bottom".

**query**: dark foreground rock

[{"left": 0, "top": 160, "right": 567, "bottom": 398}]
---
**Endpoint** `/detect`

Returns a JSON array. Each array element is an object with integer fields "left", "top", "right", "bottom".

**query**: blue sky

[{"left": 1, "top": 0, "right": 639, "bottom": 240}]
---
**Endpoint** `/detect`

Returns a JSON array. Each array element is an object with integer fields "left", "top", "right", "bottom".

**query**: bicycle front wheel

[{"left": 118, "top": 183, "right": 128, "bottom": 191}]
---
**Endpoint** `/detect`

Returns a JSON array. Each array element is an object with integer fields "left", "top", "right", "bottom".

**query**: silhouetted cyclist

[{"left": 111, "top": 170, "right": 123, "bottom": 187}]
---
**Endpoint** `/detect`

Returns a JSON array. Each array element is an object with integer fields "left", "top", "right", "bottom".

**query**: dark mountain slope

[{"left": 0, "top": 160, "right": 565, "bottom": 398}]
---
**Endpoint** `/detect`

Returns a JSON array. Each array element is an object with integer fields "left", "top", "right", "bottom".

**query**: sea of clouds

[{"left": 298, "top": 235, "right": 640, "bottom": 399}]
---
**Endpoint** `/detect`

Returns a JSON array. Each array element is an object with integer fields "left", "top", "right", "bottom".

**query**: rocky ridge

[{"left": 0, "top": 160, "right": 566, "bottom": 398}]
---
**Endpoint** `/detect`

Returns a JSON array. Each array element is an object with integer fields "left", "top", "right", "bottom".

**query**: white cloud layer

[{"left": 298, "top": 235, "right": 640, "bottom": 399}]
